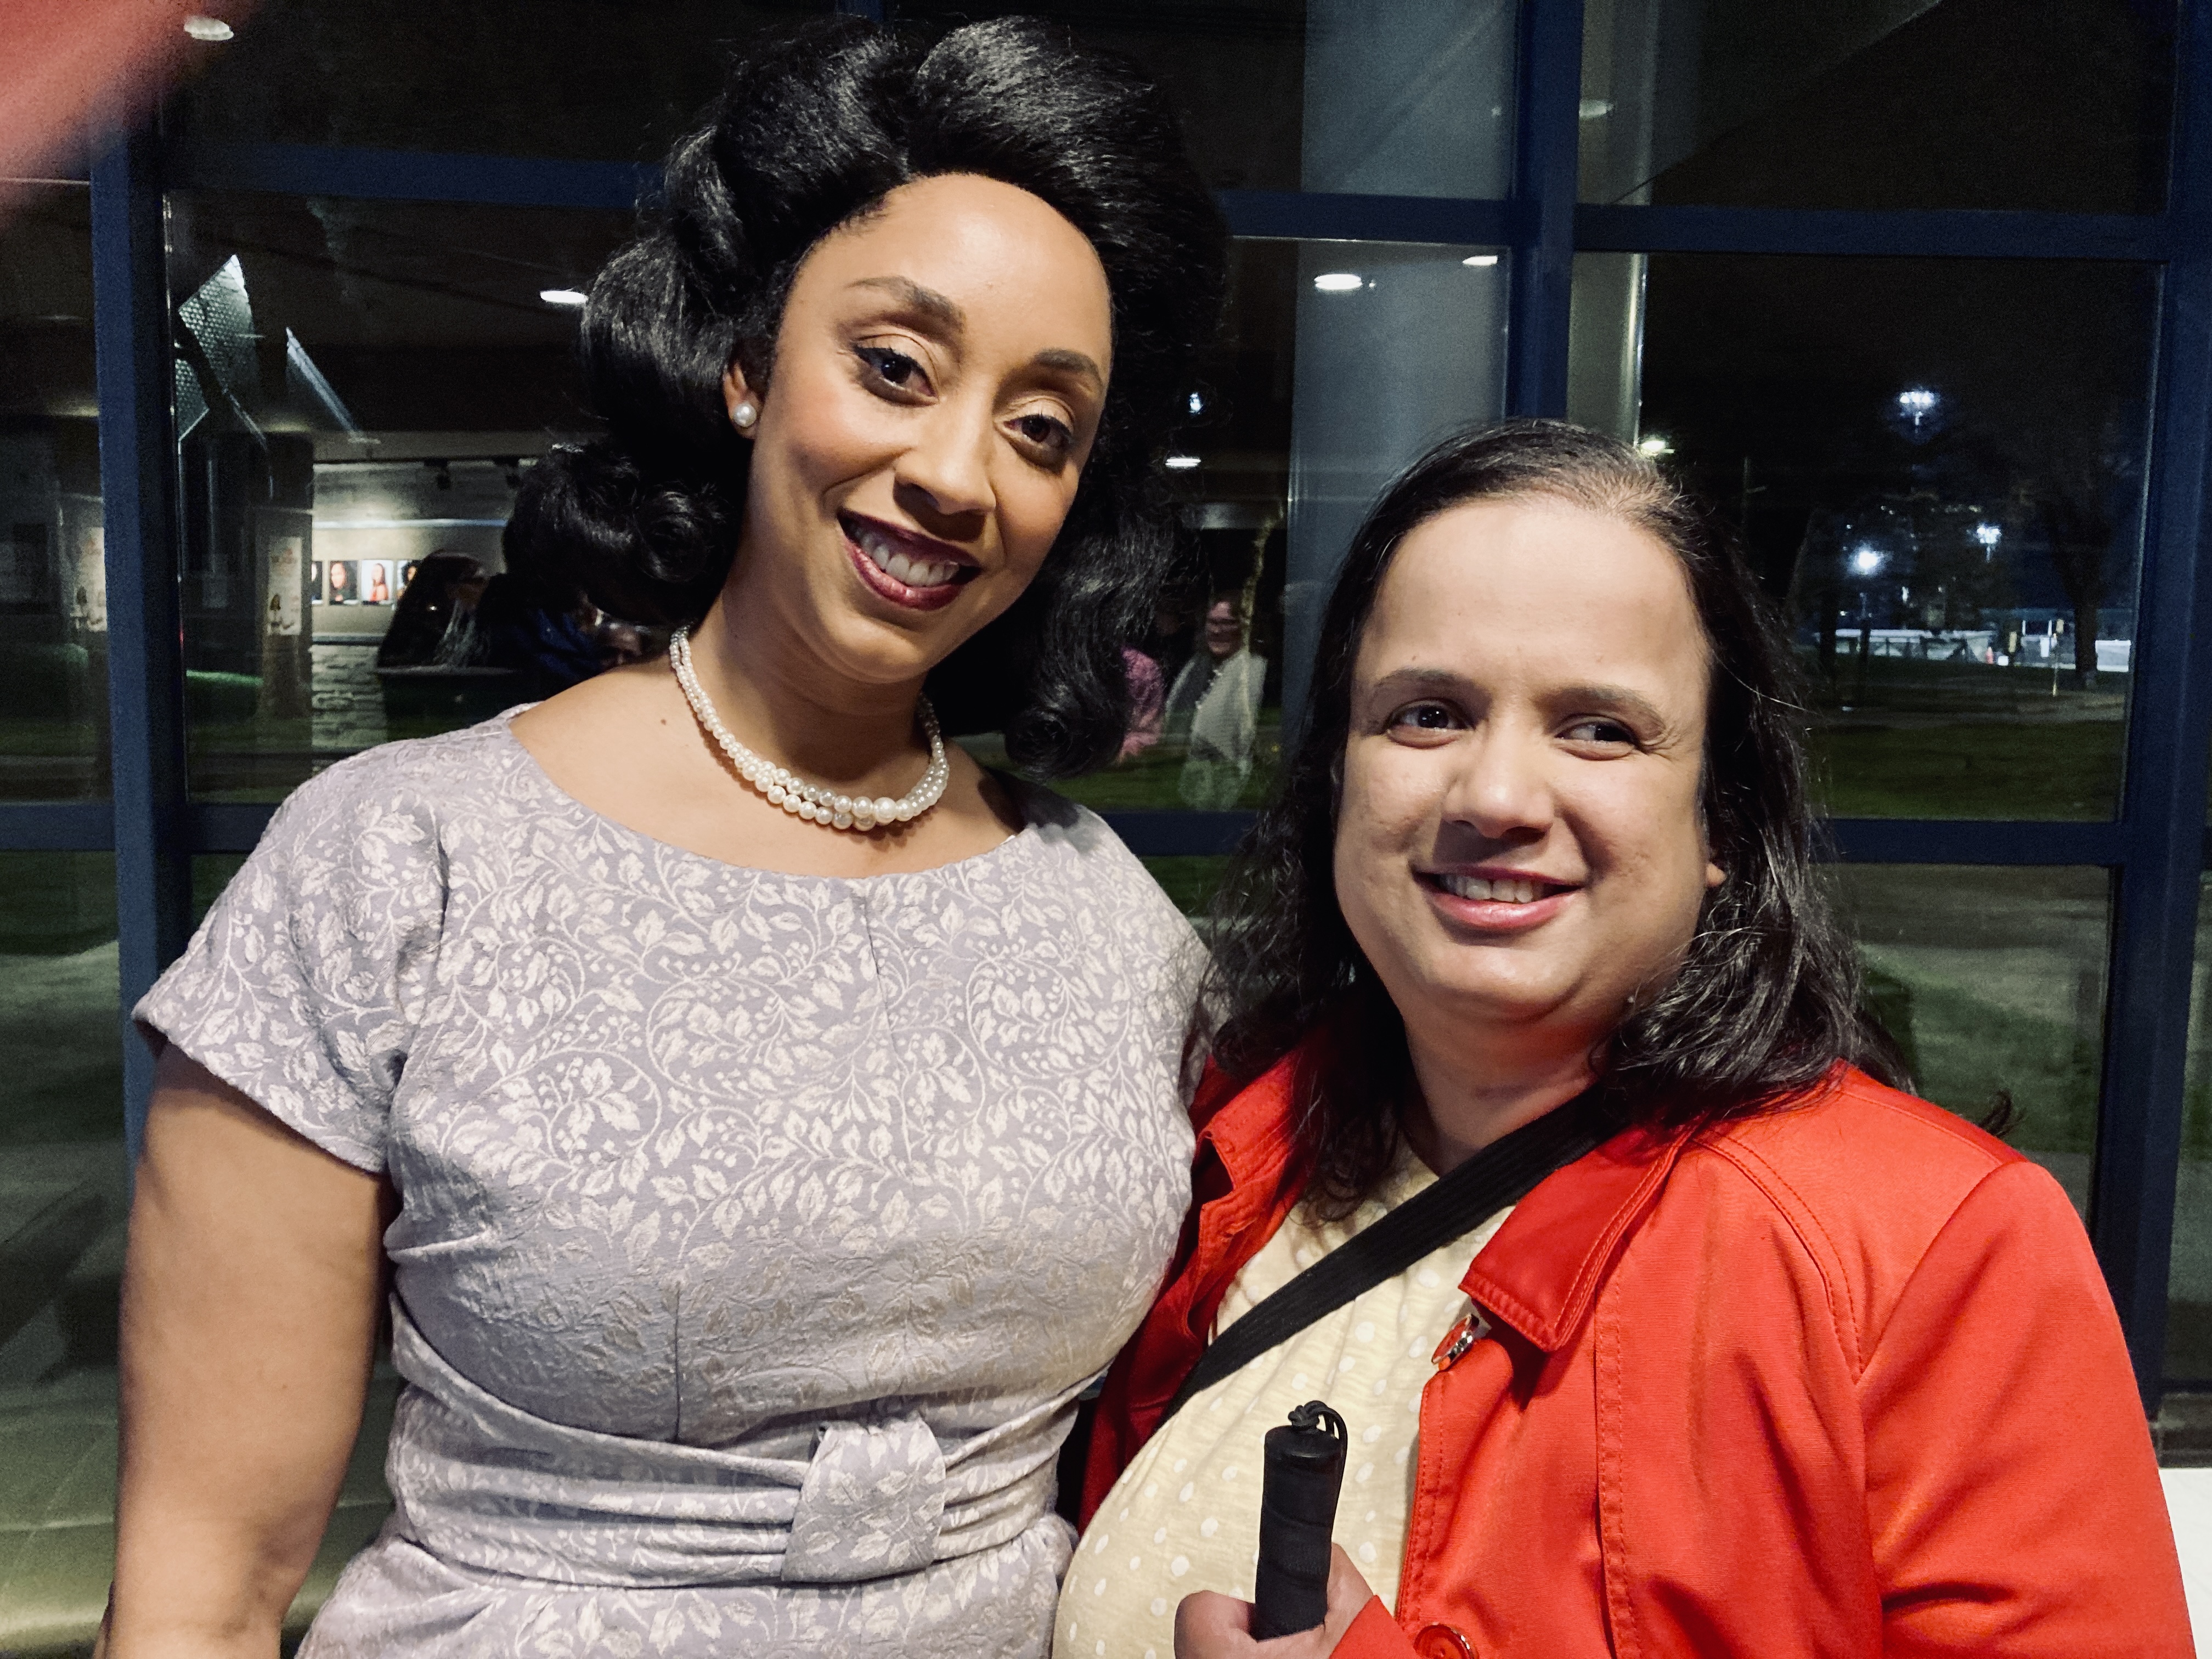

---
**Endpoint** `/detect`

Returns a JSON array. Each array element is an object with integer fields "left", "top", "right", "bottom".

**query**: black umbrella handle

[{"left": 1251, "top": 1400, "right": 1347, "bottom": 1640}]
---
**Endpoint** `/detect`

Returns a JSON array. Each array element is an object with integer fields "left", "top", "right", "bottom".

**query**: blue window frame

[{"left": 30, "top": 0, "right": 2212, "bottom": 1407}]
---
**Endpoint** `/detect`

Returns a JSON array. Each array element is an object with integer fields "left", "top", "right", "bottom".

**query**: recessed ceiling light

[
  {"left": 1164, "top": 455, "right": 1201, "bottom": 470},
  {"left": 539, "top": 289, "right": 587, "bottom": 307},
  {"left": 1313, "top": 272, "right": 1363, "bottom": 292},
  {"left": 1462, "top": 253, "right": 1500, "bottom": 267},
  {"left": 183, "top": 15, "right": 234, "bottom": 41}
]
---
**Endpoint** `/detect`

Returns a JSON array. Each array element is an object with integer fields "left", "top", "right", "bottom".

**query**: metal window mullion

[
  {"left": 2091, "top": 0, "right": 2212, "bottom": 1412},
  {"left": 1506, "top": 0, "right": 1584, "bottom": 416},
  {"left": 91, "top": 122, "right": 191, "bottom": 1169}
]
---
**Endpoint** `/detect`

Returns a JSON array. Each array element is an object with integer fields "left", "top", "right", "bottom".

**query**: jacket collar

[
  {"left": 1460, "top": 1119, "right": 1688, "bottom": 1351},
  {"left": 1191, "top": 1049, "right": 1302, "bottom": 1194},
  {"left": 1203, "top": 1039, "right": 1693, "bottom": 1356}
]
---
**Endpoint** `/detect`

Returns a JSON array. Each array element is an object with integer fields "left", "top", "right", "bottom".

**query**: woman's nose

[
  {"left": 1443, "top": 729, "right": 1555, "bottom": 842},
  {"left": 894, "top": 408, "right": 995, "bottom": 527}
]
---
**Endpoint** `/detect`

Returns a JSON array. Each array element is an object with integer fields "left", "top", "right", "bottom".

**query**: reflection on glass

[
  {"left": 0, "top": 853, "right": 120, "bottom": 1649},
  {"left": 0, "top": 183, "right": 108, "bottom": 802},
  {"left": 176, "top": 0, "right": 819, "bottom": 162},
  {"left": 1139, "top": 856, "right": 1234, "bottom": 921},
  {"left": 0, "top": 857, "right": 395, "bottom": 1645},
  {"left": 974, "top": 239, "right": 1505, "bottom": 814},
  {"left": 1570, "top": 253, "right": 2156, "bottom": 820},
  {"left": 2168, "top": 882, "right": 2212, "bottom": 1383},
  {"left": 1579, "top": 0, "right": 2172, "bottom": 211},
  {"left": 208, "top": 0, "right": 1520, "bottom": 196},
  {"left": 1831, "top": 864, "right": 2105, "bottom": 1217},
  {"left": 914, "top": 0, "right": 1516, "bottom": 198},
  {"left": 167, "top": 195, "right": 639, "bottom": 799}
]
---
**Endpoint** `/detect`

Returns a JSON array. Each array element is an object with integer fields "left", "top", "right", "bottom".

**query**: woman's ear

[
  {"left": 722, "top": 362, "right": 761, "bottom": 434},
  {"left": 1705, "top": 859, "right": 1726, "bottom": 890}
]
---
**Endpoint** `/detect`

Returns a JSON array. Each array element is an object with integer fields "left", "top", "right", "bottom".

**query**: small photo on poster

[
  {"left": 311, "top": 560, "right": 325, "bottom": 604},
  {"left": 361, "top": 560, "right": 393, "bottom": 605},
  {"left": 324, "top": 558, "right": 356, "bottom": 605}
]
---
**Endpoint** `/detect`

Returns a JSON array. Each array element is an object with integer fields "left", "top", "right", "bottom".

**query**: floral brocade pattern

[{"left": 137, "top": 715, "right": 1204, "bottom": 1657}]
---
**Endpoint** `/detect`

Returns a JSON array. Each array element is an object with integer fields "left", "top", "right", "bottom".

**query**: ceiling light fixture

[
  {"left": 183, "top": 15, "right": 234, "bottom": 41},
  {"left": 539, "top": 288, "right": 587, "bottom": 307},
  {"left": 1164, "top": 455, "right": 1201, "bottom": 470},
  {"left": 1462, "top": 253, "right": 1501, "bottom": 267},
  {"left": 1313, "top": 272, "right": 1363, "bottom": 292}
]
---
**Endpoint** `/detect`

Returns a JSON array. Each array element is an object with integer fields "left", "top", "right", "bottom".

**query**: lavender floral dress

[{"left": 137, "top": 714, "right": 1203, "bottom": 1657}]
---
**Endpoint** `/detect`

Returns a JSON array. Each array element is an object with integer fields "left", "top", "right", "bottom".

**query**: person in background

[
  {"left": 373, "top": 550, "right": 484, "bottom": 668},
  {"left": 1166, "top": 596, "right": 1265, "bottom": 807},
  {"left": 103, "top": 18, "right": 1224, "bottom": 1658},
  {"left": 436, "top": 524, "right": 603, "bottom": 703},
  {"left": 1121, "top": 645, "right": 1165, "bottom": 760},
  {"left": 1069, "top": 421, "right": 2187, "bottom": 1659}
]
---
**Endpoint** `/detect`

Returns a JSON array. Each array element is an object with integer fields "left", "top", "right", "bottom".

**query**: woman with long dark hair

[
  {"left": 106, "top": 19, "right": 1224, "bottom": 1657},
  {"left": 1068, "top": 421, "right": 2185, "bottom": 1659}
]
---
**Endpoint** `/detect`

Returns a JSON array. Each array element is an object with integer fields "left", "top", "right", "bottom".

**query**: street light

[
  {"left": 1897, "top": 387, "right": 1939, "bottom": 431},
  {"left": 1851, "top": 545, "right": 1884, "bottom": 576}
]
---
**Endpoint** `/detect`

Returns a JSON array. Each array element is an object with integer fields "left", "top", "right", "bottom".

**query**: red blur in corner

[{"left": 0, "top": 0, "right": 255, "bottom": 212}]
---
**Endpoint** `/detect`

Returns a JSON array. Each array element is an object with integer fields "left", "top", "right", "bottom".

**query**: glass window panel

[
  {"left": 1831, "top": 864, "right": 2106, "bottom": 1218},
  {"left": 166, "top": 194, "right": 638, "bottom": 800},
  {"left": 1139, "top": 855, "right": 1233, "bottom": 921},
  {"left": 896, "top": 0, "right": 1516, "bottom": 196},
  {"left": 0, "top": 182, "right": 108, "bottom": 802},
  {"left": 2169, "top": 881, "right": 2212, "bottom": 1384},
  {"left": 181, "top": 1, "right": 1519, "bottom": 199},
  {"left": 0, "top": 855, "right": 395, "bottom": 1646},
  {"left": 1569, "top": 252, "right": 2156, "bottom": 821},
  {"left": 973, "top": 238, "right": 1506, "bottom": 814},
  {"left": 1579, "top": 0, "right": 2174, "bottom": 211},
  {"left": 174, "top": 0, "right": 820, "bottom": 163},
  {"left": 0, "top": 853, "right": 121, "bottom": 1651}
]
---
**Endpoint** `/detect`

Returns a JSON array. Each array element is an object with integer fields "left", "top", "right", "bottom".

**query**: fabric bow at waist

[{"left": 382, "top": 1301, "right": 1074, "bottom": 1590}]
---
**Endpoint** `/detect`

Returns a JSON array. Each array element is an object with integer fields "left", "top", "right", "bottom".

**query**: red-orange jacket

[{"left": 1083, "top": 1051, "right": 2191, "bottom": 1658}]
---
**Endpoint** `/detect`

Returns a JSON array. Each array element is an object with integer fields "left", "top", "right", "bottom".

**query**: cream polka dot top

[{"left": 1053, "top": 1148, "right": 1511, "bottom": 1659}]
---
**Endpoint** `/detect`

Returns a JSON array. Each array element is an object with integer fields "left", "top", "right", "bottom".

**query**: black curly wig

[{"left": 516, "top": 16, "right": 1227, "bottom": 777}]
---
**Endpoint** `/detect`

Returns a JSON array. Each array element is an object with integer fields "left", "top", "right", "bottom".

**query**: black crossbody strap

[{"left": 1158, "top": 1095, "right": 1609, "bottom": 1426}]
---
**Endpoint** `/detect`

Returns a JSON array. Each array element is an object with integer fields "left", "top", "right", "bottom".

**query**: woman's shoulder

[
  {"left": 1678, "top": 1068, "right": 2069, "bottom": 1291},
  {"left": 267, "top": 716, "right": 534, "bottom": 844}
]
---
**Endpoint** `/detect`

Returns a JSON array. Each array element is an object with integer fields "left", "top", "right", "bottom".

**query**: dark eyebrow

[
  {"left": 1549, "top": 682, "right": 1670, "bottom": 731},
  {"left": 1367, "top": 667, "right": 1465, "bottom": 699},
  {"left": 849, "top": 275, "right": 965, "bottom": 335},
  {"left": 851, "top": 278, "right": 1103, "bottom": 393},
  {"left": 1031, "top": 346, "right": 1105, "bottom": 393}
]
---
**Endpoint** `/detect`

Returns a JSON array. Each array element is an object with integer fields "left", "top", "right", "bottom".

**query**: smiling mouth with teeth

[
  {"left": 843, "top": 514, "right": 973, "bottom": 591},
  {"left": 1430, "top": 873, "right": 1567, "bottom": 905}
]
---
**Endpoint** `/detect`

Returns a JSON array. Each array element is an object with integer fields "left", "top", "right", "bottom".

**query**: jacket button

[{"left": 1414, "top": 1624, "right": 1476, "bottom": 1658}]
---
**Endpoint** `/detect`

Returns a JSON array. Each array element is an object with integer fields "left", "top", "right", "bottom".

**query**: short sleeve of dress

[{"left": 134, "top": 752, "right": 452, "bottom": 1172}]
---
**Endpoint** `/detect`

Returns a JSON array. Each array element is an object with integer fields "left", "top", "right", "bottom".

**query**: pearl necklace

[{"left": 667, "top": 625, "right": 949, "bottom": 832}]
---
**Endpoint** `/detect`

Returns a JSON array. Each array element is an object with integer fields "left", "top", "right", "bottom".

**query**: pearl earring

[{"left": 731, "top": 401, "right": 758, "bottom": 431}]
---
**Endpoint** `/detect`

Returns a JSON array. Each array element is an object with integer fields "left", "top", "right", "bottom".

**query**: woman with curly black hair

[{"left": 107, "top": 18, "right": 1225, "bottom": 1657}]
